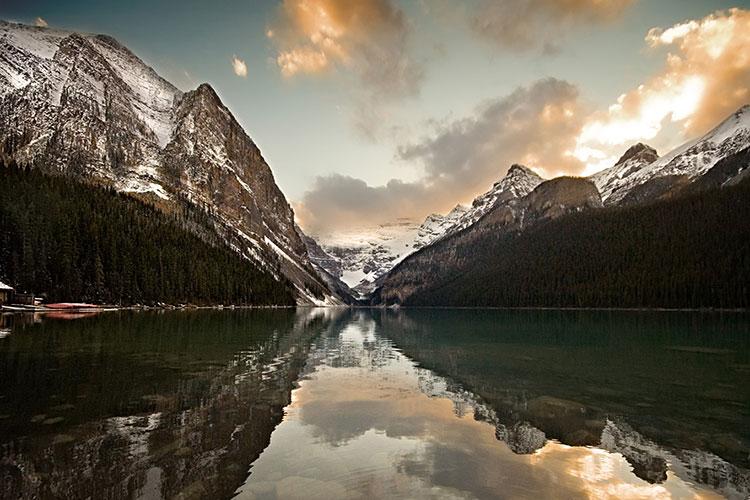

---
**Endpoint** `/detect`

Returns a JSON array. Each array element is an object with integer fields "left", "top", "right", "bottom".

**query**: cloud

[
  {"left": 466, "top": 0, "right": 635, "bottom": 52},
  {"left": 399, "top": 78, "right": 585, "bottom": 181},
  {"left": 296, "top": 78, "right": 586, "bottom": 233},
  {"left": 34, "top": 17, "right": 48, "bottom": 28},
  {"left": 295, "top": 174, "right": 433, "bottom": 235},
  {"left": 231, "top": 55, "right": 247, "bottom": 77},
  {"left": 575, "top": 8, "right": 750, "bottom": 173},
  {"left": 269, "top": 0, "right": 421, "bottom": 96},
  {"left": 269, "top": 0, "right": 423, "bottom": 138}
]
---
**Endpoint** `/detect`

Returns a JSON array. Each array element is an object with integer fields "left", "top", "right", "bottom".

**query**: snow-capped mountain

[
  {"left": 308, "top": 165, "right": 544, "bottom": 297},
  {"left": 312, "top": 219, "right": 424, "bottom": 297},
  {"left": 414, "top": 164, "right": 545, "bottom": 245},
  {"left": 373, "top": 105, "right": 750, "bottom": 306},
  {"left": 0, "top": 20, "right": 339, "bottom": 304},
  {"left": 591, "top": 105, "right": 750, "bottom": 204}
]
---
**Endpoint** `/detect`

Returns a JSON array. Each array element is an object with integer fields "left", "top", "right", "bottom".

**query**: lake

[{"left": 0, "top": 309, "right": 748, "bottom": 499}]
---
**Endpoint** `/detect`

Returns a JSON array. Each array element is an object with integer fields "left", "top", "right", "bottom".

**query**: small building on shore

[
  {"left": 0, "top": 281, "right": 14, "bottom": 305},
  {"left": 14, "top": 292, "right": 38, "bottom": 305}
]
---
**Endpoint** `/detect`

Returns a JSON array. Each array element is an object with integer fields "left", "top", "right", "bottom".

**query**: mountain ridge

[
  {"left": 374, "top": 173, "right": 750, "bottom": 308},
  {"left": 591, "top": 105, "right": 750, "bottom": 204},
  {"left": 311, "top": 103, "right": 750, "bottom": 299}
]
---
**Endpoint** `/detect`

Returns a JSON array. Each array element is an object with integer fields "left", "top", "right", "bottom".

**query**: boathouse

[{"left": 0, "top": 281, "right": 14, "bottom": 305}]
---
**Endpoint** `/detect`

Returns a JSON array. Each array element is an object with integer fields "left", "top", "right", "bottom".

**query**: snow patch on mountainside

[
  {"left": 646, "top": 105, "right": 750, "bottom": 176},
  {"left": 88, "top": 35, "right": 181, "bottom": 147},
  {"left": 0, "top": 22, "right": 67, "bottom": 60},
  {"left": 590, "top": 143, "right": 659, "bottom": 203},
  {"left": 413, "top": 205, "right": 469, "bottom": 249}
]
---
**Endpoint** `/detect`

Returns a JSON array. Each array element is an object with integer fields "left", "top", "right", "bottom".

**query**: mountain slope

[
  {"left": 300, "top": 231, "right": 357, "bottom": 304},
  {"left": 374, "top": 177, "right": 602, "bottom": 305},
  {"left": 0, "top": 164, "right": 295, "bottom": 305},
  {"left": 0, "top": 20, "right": 336, "bottom": 305},
  {"left": 375, "top": 177, "right": 750, "bottom": 309}
]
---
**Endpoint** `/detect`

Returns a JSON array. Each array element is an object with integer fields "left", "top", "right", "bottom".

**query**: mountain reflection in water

[{"left": 0, "top": 309, "right": 748, "bottom": 499}]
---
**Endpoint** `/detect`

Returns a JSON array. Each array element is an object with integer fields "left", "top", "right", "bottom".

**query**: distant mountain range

[
  {"left": 307, "top": 165, "right": 545, "bottom": 297},
  {"left": 1, "top": 20, "right": 748, "bottom": 308},
  {"left": 371, "top": 106, "right": 750, "bottom": 308},
  {"left": 0, "top": 20, "right": 342, "bottom": 305},
  {"left": 311, "top": 105, "right": 750, "bottom": 302}
]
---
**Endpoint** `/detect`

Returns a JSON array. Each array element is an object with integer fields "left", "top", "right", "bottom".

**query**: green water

[{"left": 0, "top": 309, "right": 748, "bottom": 499}]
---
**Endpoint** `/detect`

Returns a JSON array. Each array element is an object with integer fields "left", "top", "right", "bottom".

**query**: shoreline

[
  {"left": 0, "top": 304, "right": 300, "bottom": 314},
  {"left": 2, "top": 304, "right": 748, "bottom": 314}
]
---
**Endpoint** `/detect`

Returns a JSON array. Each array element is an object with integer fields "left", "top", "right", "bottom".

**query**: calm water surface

[{"left": 0, "top": 309, "right": 748, "bottom": 499}]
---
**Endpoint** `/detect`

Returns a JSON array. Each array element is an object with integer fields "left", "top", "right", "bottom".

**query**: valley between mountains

[{"left": 1, "top": 20, "right": 749, "bottom": 308}]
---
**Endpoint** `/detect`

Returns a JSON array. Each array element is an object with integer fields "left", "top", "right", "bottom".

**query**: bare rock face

[
  {"left": 0, "top": 30, "right": 175, "bottom": 185},
  {"left": 373, "top": 176, "right": 602, "bottom": 305},
  {"left": 0, "top": 21, "right": 336, "bottom": 304},
  {"left": 522, "top": 177, "right": 602, "bottom": 219}
]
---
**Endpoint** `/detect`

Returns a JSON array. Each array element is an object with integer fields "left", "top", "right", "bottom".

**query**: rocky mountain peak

[
  {"left": 615, "top": 143, "right": 658, "bottom": 167},
  {"left": 495, "top": 164, "right": 541, "bottom": 186},
  {"left": 91, "top": 34, "right": 132, "bottom": 56},
  {"left": 417, "top": 164, "right": 546, "bottom": 240},
  {"left": 506, "top": 163, "right": 537, "bottom": 176},
  {"left": 194, "top": 82, "right": 220, "bottom": 100},
  {"left": 593, "top": 104, "right": 750, "bottom": 205},
  {"left": 490, "top": 164, "right": 544, "bottom": 200}
]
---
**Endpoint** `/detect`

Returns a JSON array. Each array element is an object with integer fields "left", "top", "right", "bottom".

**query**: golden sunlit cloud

[
  {"left": 269, "top": 0, "right": 423, "bottom": 139},
  {"left": 231, "top": 55, "right": 248, "bottom": 78},
  {"left": 269, "top": 0, "right": 421, "bottom": 93},
  {"left": 34, "top": 17, "right": 48, "bottom": 28},
  {"left": 277, "top": 47, "right": 328, "bottom": 77},
  {"left": 577, "top": 8, "right": 750, "bottom": 174},
  {"left": 271, "top": 0, "right": 347, "bottom": 77}
]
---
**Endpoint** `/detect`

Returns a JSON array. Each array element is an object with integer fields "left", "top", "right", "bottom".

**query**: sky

[{"left": 2, "top": 0, "right": 750, "bottom": 236}]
